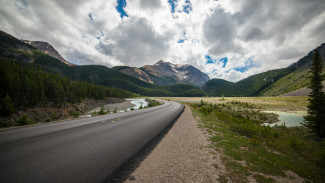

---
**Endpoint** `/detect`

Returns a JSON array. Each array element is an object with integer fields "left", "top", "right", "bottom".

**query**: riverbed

[
  {"left": 81, "top": 98, "right": 149, "bottom": 117},
  {"left": 262, "top": 111, "right": 307, "bottom": 127}
]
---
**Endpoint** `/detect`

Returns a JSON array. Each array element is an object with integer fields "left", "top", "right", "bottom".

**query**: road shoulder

[{"left": 124, "top": 105, "right": 223, "bottom": 182}]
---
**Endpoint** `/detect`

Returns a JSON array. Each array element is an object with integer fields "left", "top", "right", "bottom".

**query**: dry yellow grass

[{"left": 160, "top": 96, "right": 308, "bottom": 111}]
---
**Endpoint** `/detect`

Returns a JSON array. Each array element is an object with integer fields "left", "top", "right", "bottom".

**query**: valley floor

[{"left": 158, "top": 97, "right": 324, "bottom": 183}]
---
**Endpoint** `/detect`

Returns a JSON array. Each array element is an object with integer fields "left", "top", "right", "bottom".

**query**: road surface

[{"left": 0, "top": 101, "right": 184, "bottom": 183}]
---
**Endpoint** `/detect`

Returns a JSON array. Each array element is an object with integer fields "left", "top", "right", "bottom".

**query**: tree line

[{"left": 0, "top": 59, "right": 136, "bottom": 116}]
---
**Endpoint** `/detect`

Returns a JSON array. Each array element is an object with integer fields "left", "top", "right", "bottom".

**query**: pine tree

[
  {"left": 305, "top": 49, "right": 325, "bottom": 138},
  {"left": 0, "top": 95, "right": 14, "bottom": 116}
]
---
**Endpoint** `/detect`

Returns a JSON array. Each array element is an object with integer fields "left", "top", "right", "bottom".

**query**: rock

[{"left": 128, "top": 175, "right": 135, "bottom": 180}]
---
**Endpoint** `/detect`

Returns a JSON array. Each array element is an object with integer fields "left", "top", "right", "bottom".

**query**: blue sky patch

[
  {"left": 234, "top": 67, "right": 248, "bottom": 73},
  {"left": 234, "top": 57, "right": 256, "bottom": 73},
  {"left": 205, "top": 55, "right": 215, "bottom": 64},
  {"left": 168, "top": 0, "right": 177, "bottom": 13},
  {"left": 183, "top": 0, "right": 192, "bottom": 14},
  {"left": 96, "top": 32, "right": 105, "bottom": 40},
  {"left": 205, "top": 55, "right": 227, "bottom": 67},
  {"left": 177, "top": 39, "right": 184, "bottom": 43},
  {"left": 116, "top": 0, "right": 128, "bottom": 19},
  {"left": 219, "top": 57, "right": 228, "bottom": 67}
]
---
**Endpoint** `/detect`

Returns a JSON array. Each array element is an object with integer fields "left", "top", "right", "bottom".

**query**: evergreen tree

[
  {"left": 0, "top": 95, "right": 14, "bottom": 116},
  {"left": 98, "top": 105, "right": 106, "bottom": 115},
  {"left": 305, "top": 49, "right": 325, "bottom": 138}
]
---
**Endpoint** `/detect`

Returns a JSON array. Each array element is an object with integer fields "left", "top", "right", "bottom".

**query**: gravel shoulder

[{"left": 124, "top": 106, "right": 223, "bottom": 182}]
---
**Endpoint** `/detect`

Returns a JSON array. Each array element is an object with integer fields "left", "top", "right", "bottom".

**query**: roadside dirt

[{"left": 124, "top": 106, "right": 224, "bottom": 182}]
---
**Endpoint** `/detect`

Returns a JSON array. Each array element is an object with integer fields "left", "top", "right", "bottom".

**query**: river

[{"left": 262, "top": 111, "right": 307, "bottom": 127}]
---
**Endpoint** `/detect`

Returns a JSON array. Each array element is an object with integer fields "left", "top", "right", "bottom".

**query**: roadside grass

[
  {"left": 188, "top": 100, "right": 325, "bottom": 183},
  {"left": 146, "top": 98, "right": 162, "bottom": 107}
]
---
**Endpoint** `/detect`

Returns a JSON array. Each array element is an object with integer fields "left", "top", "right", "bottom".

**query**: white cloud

[{"left": 0, "top": 0, "right": 324, "bottom": 81}]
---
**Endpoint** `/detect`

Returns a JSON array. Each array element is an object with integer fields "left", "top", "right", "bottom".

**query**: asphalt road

[{"left": 0, "top": 101, "right": 184, "bottom": 183}]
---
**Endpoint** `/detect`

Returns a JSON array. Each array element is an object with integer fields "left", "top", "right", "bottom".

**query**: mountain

[
  {"left": 22, "top": 40, "right": 74, "bottom": 66},
  {"left": 114, "top": 60, "right": 210, "bottom": 86},
  {"left": 113, "top": 66, "right": 158, "bottom": 84},
  {"left": 262, "top": 43, "right": 325, "bottom": 96},
  {"left": 0, "top": 30, "right": 205, "bottom": 97},
  {"left": 0, "top": 30, "right": 37, "bottom": 63},
  {"left": 282, "top": 81, "right": 325, "bottom": 96},
  {"left": 203, "top": 43, "right": 325, "bottom": 97},
  {"left": 203, "top": 68, "right": 292, "bottom": 96}
]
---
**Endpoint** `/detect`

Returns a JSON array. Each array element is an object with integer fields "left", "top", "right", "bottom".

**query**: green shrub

[
  {"left": 17, "top": 115, "right": 34, "bottom": 126},
  {"left": 98, "top": 105, "right": 106, "bottom": 115},
  {"left": 146, "top": 98, "right": 161, "bottom": 107},
  {"left": 51, "top": 113, "right": 59, "bottom": 120},
  {"left": 69, "top": 110, "right": 80, "bottom": 118},
  {"left": 0, "top": 95, "right": 14, "bottom": 116}
]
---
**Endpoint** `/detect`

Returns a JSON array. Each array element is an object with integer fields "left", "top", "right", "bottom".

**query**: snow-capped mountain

[{"left": 117, "top": 60, "right": 210, "bottom": 86}]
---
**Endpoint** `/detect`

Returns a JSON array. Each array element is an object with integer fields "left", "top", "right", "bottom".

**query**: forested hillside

[
  {"left": 203, "top": 43, "right": 325, "bottom": 97},
  {"left": 36, "top": 58, "right": 205, "bottom": 97},
  {"left": 0, "top": 30, "right": 206, "bottom": 97},
  {"left": 203, "top": 68, "right": 292, "bottom": 97},
  {"left": 262, "top": 43, "right": 325, "bottom": 96},
  {"left": 0, "top": 58, "right": 137, "bottom": 116}
]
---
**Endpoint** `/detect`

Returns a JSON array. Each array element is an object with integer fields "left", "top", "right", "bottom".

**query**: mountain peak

[
  {"left": 120, "top": 60, "right": 210, "bottom": 86},
  {"left": 22, "top": 40, "right": 75, "bottom": 66},
  {"left": 154, "top": 60, "right": 191, "bottom": 68},
  {"left": 154, "top": 60, "right": 168, "bottom": 65}
]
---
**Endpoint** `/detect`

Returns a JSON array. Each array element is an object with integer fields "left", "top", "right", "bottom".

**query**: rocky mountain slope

[
  {"left": 282, "top": 81, "right": 325, "bottom": 96},
  {"left": 114, "top": 60, "right": 210, "bottom": 86},
  {"left": 22, "top": 40, "right": 74, "bottom": 66}
]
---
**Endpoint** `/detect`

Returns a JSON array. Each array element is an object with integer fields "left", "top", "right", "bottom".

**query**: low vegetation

[
  {"left": 146, "top": 98, "right": 162, "bottom": 107},
  {"left": 177, "top": 97, "right": 325, "bottom": 182}
]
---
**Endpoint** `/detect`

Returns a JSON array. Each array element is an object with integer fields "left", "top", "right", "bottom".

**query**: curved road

[{"left": 0, "top": 101, "right": 184, "bottom": 183}]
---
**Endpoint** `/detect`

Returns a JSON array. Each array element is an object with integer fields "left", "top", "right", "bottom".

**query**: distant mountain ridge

[
  {"left": 2, "top": 29, "right": 324, "bottom": 97},
  {"left": 203, "top": 43, "right": 325, "bottom": 97},
  {"left": 114, "top": 60, "right": 210, "bottom": 86},
  {"left": 262, "top": 43, "right": 325, "bottom": 96},
  {"left": 0, "top": 29, "right": 205, "bottom": 97},
  {"left": 22, "top": 40, "right": 74, "bottom": 66}
]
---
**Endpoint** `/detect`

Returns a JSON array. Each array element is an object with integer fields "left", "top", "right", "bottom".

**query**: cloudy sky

[{"left": 1, "top": 0, "right": 325, "bottom": 81}]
